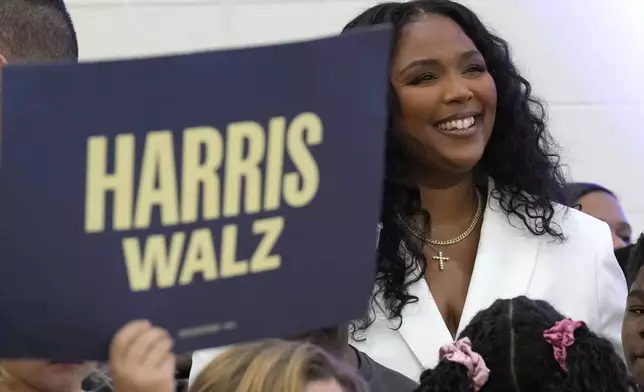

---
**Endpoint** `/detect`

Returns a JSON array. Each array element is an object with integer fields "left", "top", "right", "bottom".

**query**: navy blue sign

[{"left": 0, "top": 26, "right": 392, "bottom": 360}]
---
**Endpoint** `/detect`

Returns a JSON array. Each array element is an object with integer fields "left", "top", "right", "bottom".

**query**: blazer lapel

[
  {"left": 456, "top": 184, "right": 539, "bottom": 336},
  {"left": 375, "top": 181, "right": 540, "bottom": 368},
  {"left": 378, "top": 274, "right": 453, "bottom": 370}
]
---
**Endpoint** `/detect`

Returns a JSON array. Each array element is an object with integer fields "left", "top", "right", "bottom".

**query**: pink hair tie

[
  {"left": 439, "top": 337, "right": 489, "bottom": 392},
  {"left": 543, "top": 317, "right": 585, "bottom": 371}
]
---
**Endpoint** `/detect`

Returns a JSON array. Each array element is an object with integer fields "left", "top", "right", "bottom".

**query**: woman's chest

[{"left": 422, "top": 237, "right": 479, "bottom": 336}]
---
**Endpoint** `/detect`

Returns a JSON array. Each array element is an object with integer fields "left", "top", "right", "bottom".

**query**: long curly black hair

[
  {"left": 415, "top": 296, "right": 635, "bottom": 392},
  {"left": 342, "top": 0, "right": 568, "bottom": 336}
]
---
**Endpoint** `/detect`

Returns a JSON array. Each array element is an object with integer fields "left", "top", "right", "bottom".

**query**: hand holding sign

[{"left": 110, "top": 321, "right": 175, "bottom": 392}]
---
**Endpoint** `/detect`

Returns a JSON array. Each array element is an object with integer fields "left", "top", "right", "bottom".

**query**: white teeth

[{"left": 437, "top": 116, "right": 476, "bottom": 131}]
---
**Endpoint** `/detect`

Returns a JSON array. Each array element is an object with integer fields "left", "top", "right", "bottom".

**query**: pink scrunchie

[
  {"left": 543, "top": 318, "right": 585, "bottom": 371},
  {"left": 439, "top": 337, "right": 490, "bottom": 392}
]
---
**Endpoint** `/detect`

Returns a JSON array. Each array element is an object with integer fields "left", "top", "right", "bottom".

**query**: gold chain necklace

[{"left": 401, "top": 189, "right": 483, "bottom": 271}]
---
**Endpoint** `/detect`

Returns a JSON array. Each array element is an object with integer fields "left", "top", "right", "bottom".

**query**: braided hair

[{"left": 415, "top": 296, "right": 634, "bottom": 392}]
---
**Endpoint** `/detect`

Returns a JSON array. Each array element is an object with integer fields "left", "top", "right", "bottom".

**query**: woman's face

[
  {"left": 390, "top": 13, "right": 497, "bottom": 179},
  {"left": 1, "top": 360, "right": 95, "bottom": 392},
  {"left": 578, "top": 191, "right": 631, "bottom": 248}
]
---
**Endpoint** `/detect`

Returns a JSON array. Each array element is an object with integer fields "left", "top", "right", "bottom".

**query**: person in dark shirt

[
  {"left": 293, "top": 326, "right": 418, "bottom": 392},
  {"left": 352, "top": 346, "right": 418, "bottom": 392}
]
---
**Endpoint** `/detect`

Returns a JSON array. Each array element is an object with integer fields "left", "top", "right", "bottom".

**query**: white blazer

[
  {"left": 350, "top": 190, "right": 627, "bottom": 382},
  {"left": 189, "top": 186, "right": 627, "bottom": 385}
]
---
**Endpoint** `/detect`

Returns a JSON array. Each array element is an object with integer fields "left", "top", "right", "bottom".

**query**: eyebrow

[
  {"left": 398, "top": 49, "right": 483, "bottom": 75},
  {"left": 627, "top": 289, "right": 644, "bottom": 300}
]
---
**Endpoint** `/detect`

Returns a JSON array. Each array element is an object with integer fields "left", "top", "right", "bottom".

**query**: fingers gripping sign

[{"left": 110, "top": 320, "right": 176, "bottom": 392}]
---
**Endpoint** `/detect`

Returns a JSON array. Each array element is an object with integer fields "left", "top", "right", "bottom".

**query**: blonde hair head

[{"left": 191, "top": 339, "right": 369, "bottom": 392}]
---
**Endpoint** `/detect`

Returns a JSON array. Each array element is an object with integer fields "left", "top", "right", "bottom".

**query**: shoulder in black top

[{"left": 353, "top": 346, "right": 418, "bottom": 392}]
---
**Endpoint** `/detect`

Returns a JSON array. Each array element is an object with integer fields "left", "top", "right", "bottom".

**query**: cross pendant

[{"left": 432, "top": 251, "right": 450, "bottom": 271}]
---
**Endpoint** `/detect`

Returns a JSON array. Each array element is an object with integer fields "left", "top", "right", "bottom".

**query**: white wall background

[{"left": 66, "top": 0, "right": 644, "bottom": 237}]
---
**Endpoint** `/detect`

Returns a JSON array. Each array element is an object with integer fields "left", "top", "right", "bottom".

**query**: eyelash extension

[
  {"left": 410, "top": 73, "right": 437, "bottom": 85},
  {"left": 466, "top": 64, "right": 487, "bottom": 73}
]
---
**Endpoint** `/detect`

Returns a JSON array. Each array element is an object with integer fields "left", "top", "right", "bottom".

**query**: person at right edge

[
  {"left": 622, "top": 233, "right": 644, "bottom": 390},
  {"left": 341, "top": 0, "right": 627, "bottom": 381}
]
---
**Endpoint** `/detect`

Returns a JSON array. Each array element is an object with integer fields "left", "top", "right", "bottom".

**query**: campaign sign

[{"left": 0, "top": 26, "right": 392, "bottom": 360}]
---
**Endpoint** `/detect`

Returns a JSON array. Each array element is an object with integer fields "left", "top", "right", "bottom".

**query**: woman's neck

[{"left": 418, "top": 176, "right": 479, "bottom": 227}]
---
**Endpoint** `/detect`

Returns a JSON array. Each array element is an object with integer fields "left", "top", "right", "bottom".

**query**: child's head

[
  {"left": 622, "top": 233, "right": 644, "bottom": 386},
  {"left": 0, "top": 360, "right": 96, "bottom": 392},
  {"left": 190, "top": 339, "right": 367, "bottom": 392},
  {"left": 417, "top": 296, "right": 633, "bottom": 392}
]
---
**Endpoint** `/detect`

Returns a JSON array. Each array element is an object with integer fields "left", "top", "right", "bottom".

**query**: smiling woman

[{"left": 341, "top": 0, "right": 627, "bottom": 381}]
